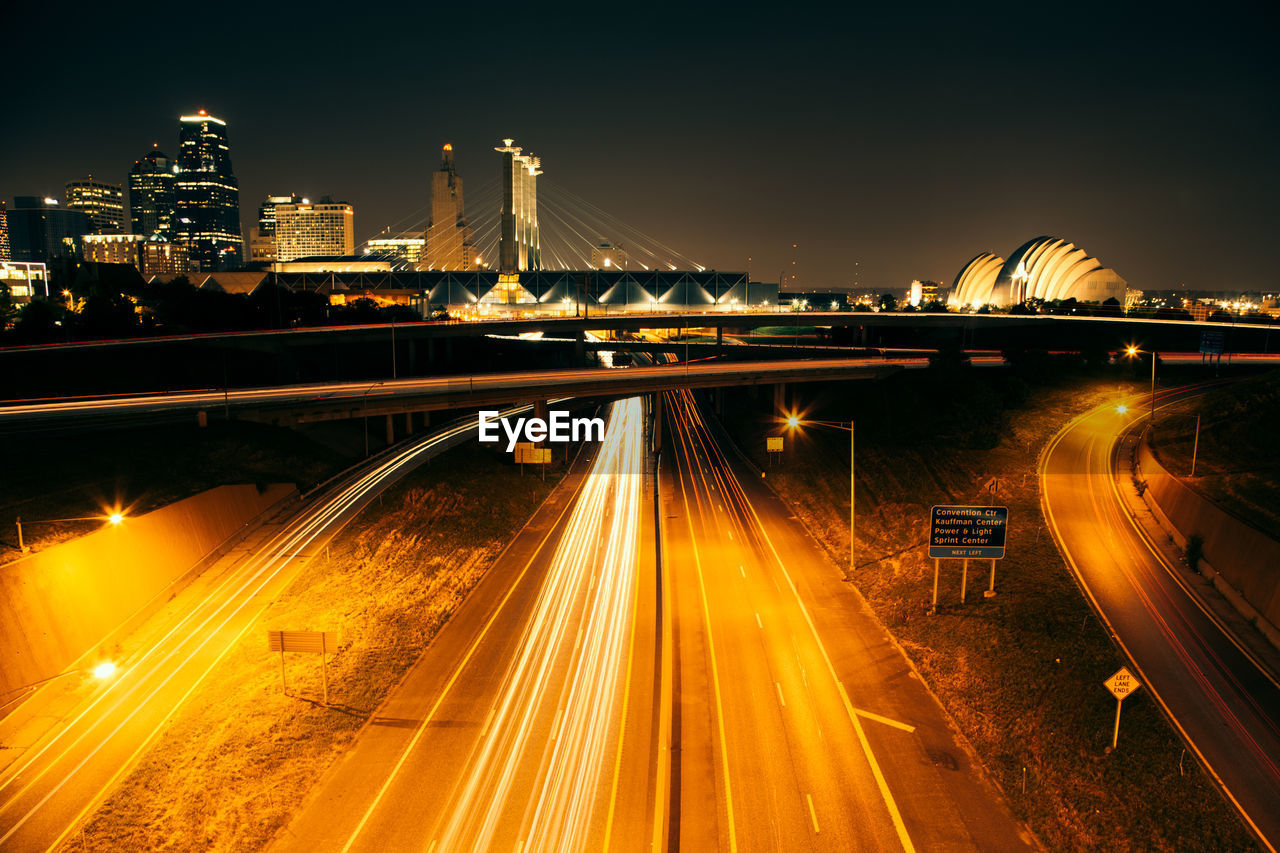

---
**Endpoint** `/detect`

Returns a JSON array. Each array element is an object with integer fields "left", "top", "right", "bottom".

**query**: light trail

[
  {"left": 0, "top": 405, "right": 539, "bottom": 852},
  {"left": 432, "top": 397, "right": 643, "bottom": 852}
]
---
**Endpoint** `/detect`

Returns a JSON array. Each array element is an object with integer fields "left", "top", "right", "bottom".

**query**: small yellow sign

[{"left": 1104, "top": 666, "right": 1141, "bottom": 700}]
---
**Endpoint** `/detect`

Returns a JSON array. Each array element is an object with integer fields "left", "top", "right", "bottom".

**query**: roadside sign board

[
  {"left": 766, "top": 436, "right": 784, "bottom": 453},
  {"left": 268, "top": 630, "right": 337, "bottom": 654},
  {"left": 514, "top": 445, "right": 552, "bottom": 464},
  {"left": 929, "top": 505, "right": 1008, "bottom": 559},
  {"left": 1199, "top": 329, "right": 1226, "bottom": 355},
  {"left": 1104, "top": 666, "right": 1141, "bottom": 700}
]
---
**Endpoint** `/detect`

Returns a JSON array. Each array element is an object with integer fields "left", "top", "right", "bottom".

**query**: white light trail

[{"left": 435, "top": 397, "right": 643, "bottom": 852}]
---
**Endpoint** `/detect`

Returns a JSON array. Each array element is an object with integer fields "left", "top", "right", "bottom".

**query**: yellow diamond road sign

[{"left": 1105, "top": 666, "right": 1141, "bottom": 700}]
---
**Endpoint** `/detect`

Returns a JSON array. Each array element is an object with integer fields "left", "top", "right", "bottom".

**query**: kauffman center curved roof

[{"left": 950, "top": 236, "right": 1126, "bottom": 308}]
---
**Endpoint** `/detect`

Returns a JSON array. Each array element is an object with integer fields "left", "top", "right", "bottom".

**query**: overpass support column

[
  {"left": 404, "top": 411, "right": 414, "bottom": 435},
  {"left": 714, "top": 387, "right": 723, "bottom": 416},
  {"left": 773, "top": 382, "right": 787, "bottom": 415},
  {"left": 716, "top": 325, "right": 723, "bottom": 353},
  {"left": 652, "top": 392, "right": 663, "bottom": 453},
  {"left": 385, "top": 414, "right": 395, "bottom": 446},
  {"left": 573, "top": 330, "right": 585, "bottom": 366}
]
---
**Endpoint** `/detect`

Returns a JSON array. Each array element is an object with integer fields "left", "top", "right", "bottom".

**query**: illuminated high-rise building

[
  {"left": 6, "top": 196, "right": 90, "bottom": 262},
  {"left": 495, "top": 138, "right": 540, "bottom": 275},
  {"left": 0, "top": 201, "right": 10, "bottom": 261},
  {"left": 425, "top": 144, "right": 475, "bottom": 270},
  {"left": 174, "top": 109, "right": 243, "bottom": 270},
  {"left": 365, "top": 230, "right": 426, "bottom": 266},
  {"left": 249, "top": 193, "right": 301, "bottom": 264},
  {"left": 274, "top": 198, "right": 355, "bottom": 262},
  {"left": 128, "top": 145, "right": 176, "bottom": 237},
  {"left": 65, "top": 177, "right": 125, "bottom": 234}
]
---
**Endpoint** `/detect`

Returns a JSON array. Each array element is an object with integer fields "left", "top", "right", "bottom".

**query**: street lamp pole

[
  {"left": 1125, "top": 345, "right": 1157, "bottom": 422},
  {"left": 785, "top": 417, "right": 855, "bottom": 572},
  {"left": 15, "top": 512, "right": 125, "bottom": 553}
]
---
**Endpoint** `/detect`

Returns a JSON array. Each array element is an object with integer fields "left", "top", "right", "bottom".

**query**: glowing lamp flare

[
  {"left": 92, "top": 661, "right": 117, "bottom": 679},
  {"left": 108, "top": 512, "right": 124, "bottom": 525},
  {"left": 1116, "top": 404, "right": 1128, "bottom": 415}
]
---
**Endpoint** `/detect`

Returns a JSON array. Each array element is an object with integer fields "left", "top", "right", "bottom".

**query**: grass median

[
  {"left": 63, "top": 443, "right": 561, "bottom": 852},
  {"left": 725, "top": 365, "right": 1255, "bottom": 852}
]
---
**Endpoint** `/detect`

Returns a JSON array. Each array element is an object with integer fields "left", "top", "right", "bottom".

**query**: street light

[
  {"left": 0, "top": 658, "right": 120, "bottom": 712},
  {"left": 784, "top": 415, "right": 856, "bottom": 572},
  {"left": 15, "top": 511, "right": 124, "bottom": 553},
  {"left": 1124, "top": 344, "right": 1158, "bottom": 422}
]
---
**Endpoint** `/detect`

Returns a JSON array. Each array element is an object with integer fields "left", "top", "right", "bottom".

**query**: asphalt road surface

[
  {"left": 0, "top": 407, "right": 535, "bottom": 852},
  {"left": 277, "top": 398, "right": 657, "bottom": 852},
  {"left": 660, "top": 387, "right": 1033, "bottom": 851},
  {"left": 1041, "top": 387, "right": 1280, "bottom": 851}
]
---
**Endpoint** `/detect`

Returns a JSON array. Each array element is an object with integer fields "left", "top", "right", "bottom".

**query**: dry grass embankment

[
  {"left": 64, "top": 445, "right": 558, "bottom": 852},
  {"left": 727, "top": 371, "right": 1255, "bottom": 852},
  {"left": 1150, "top": 369, "right": 1280, "bottom": 541}
]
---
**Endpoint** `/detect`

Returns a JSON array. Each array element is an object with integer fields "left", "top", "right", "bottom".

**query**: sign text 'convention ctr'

[{"left": 929, "top": 505, "right": 1009, "bottom": 560}]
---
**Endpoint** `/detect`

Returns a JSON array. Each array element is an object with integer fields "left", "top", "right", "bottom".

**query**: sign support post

[
  {"left": 1103, "top": 666, "right": 1141, "bottom": 752},
  {"left": 929, "top": 505, "right": 1009, "bottom": 607},
  {"left": 321, "top": 633, "right": 329, "bottom": 706},
  {"left": 931, "top": 558, "right": 940, "bottom": 612}
]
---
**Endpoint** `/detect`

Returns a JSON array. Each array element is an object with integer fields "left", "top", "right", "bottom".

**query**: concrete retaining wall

[
  {"left": 1137, "top": 441, "right": 1280, "bottom": 632},
  {"left": 0, "top": 483, "right": 296, "bottom": 699}
]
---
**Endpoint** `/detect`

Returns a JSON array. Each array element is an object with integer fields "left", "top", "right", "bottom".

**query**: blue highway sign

[{"left": 929, "top": 505, "right": 1008, "bottom": 559}]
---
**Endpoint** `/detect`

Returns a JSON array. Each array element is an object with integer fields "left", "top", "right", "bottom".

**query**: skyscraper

[
  {"left": 0, "top": 202, "right": 10, "bottom": 261},
  {"left": 249, "top": 193, "right": 301, "bottom": 264},
  {"left": 5, "top": 197, "right": 90, "bottom": 262},
  {"left": 128, "top": 145, "right": 176, "bottom": 237},
  {"left": 65, "top": 177, "right": 125, "bottom": 234},
  {"left": 274, "top": 198, "right": 355, "bottom": 262},
  {"left": 495, "top": 138, "right": 540, "bottom": 275},
  {"left": 425, "top": 144, "right": 475, "bottom": 270},
  {"left": 174, "top": 109, "right": 243, "bottom": 270}
]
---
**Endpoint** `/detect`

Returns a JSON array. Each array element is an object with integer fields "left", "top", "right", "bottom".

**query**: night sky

[{"left": 4, "top": 1, "right": 1276, "bottom": 291}]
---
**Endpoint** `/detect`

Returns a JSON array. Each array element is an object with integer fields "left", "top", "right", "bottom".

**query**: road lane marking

[
  {"left": 732, "top": 464, "right": 916, "bottom": 853},
  {"left": 755, "top": 613, "right": 763, "bottom": 629},
  {"left": 739, "top": 565, "right": 746, "bottom": 578},
  {"left": 806, "top": 793, "right": 820, "bottom": 834},
  {"left": 776, "top": 682, "right": 786, "bottom": 707},
  {"left": 337, "top": 458, "right": 590, "bottom": 853},
  {"left": 673, "top": 412, "right": 738, "bottom": 853},
  {"left": 850, "top": 703, "right": 916, "bottom": 733}
]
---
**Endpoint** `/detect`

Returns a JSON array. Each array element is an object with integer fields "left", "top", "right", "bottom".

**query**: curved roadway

[{"left": 1041, "top": 390, "right": 1280, "bottom": 850}]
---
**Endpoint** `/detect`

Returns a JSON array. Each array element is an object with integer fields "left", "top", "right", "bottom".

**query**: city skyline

[{"left": 3, "top": 2, "right": 1276, "bottom": 290}]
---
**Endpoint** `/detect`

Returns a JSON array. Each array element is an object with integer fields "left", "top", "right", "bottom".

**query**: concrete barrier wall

[
  {"left": 1138, "top": 441, "right": 1280, "bottom": 631},
  {"left": 0, "top": 483, "right": 295, "bottom": 699}
]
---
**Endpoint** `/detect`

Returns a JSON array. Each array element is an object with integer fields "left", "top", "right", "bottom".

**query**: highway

[
  {"left": 0, "top": 357, "right": 929, "bottom": 428},
  {"left": 0, "top": 406, "right": 537, "bottom": 852},
  {"left": 5, "top": 352, "right": 1276, "bottom": 433},
  {"left": 277, "top": 397, "right": 656, "bottom": 852},
  {"left": 1041, "top": 389, "right": 1280, "bottom": 850},
  {"left": 660, "top": 387, "right": 1032, "bottom": 851}
]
